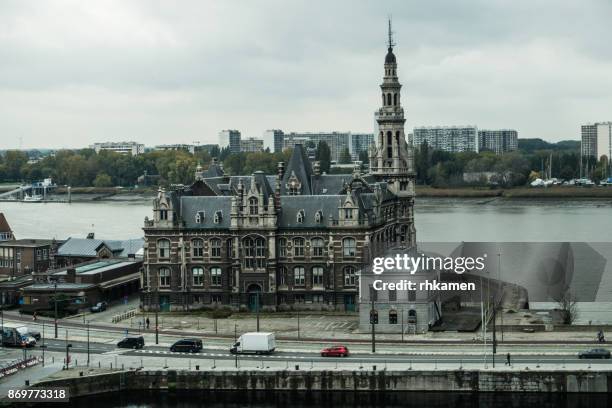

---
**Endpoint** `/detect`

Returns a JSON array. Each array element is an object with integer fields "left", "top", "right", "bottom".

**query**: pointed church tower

[{"left": 370, "top": 20, "right": 415, "bottom": 198}]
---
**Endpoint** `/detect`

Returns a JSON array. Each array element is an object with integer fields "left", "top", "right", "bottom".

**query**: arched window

[
  {"left": 158, "top": 239, "right": 170, "bottom": 258},
  {"left": 249, "top": 197, "right": 258, "bottom": 215},
  {"left": 344, "top": 266, "right": 356, "bottom": 286},
  {"left": 226, "top": 239, "right": 233, "bottom": 258},
  {"left": 297, "top": 210, "right": 305, "bottom": 223},
  {"left": 159, "top": 267, "right": 171, "bottom": 287},
  {"left": 314, "top": 210, "right": 322, "bottom": 223},
  {"left": 389, "top": 310, "right": 398, "bottom": 324},
  {"left": 195, "top": 211, "right": 205, "bottom": 224},
  {"left": 192, "top": 267, "right": 204, "bottom": 286},
  {"left": 387, "top": 131, "right": 392, "bottom": 145},
  {"left": 278, "top": 238, "right": 287, "bottom": 257},
  {"left": 214, "top": 211, "right": 223, "bottom": 224},
  {"left": 279, "top": 266, "right": 288, "bottom": 286},
  {"left": 293, "top": 237, "right": 305, "bottom": 256},
  {"left": 191, "top": 239, "right": 203, "bottom": 258},
  {"left": 342, "top": 237, "right": 356, "bottom": 257},
  {"left": 244, "top": 237, "right": 266, "bottom": 268},
  {"left": 294, "top": 266, "right": 305, "bottom": 286},
  {"left": 210, "top": 238, "right": 221, "bottom": 258},
  {"left": 210, "top": 267, "right": 222, "bottom": 286},
  {"left": 159, "top": 208, "right": 168, "bottom": 221},
  {"left": 386, "top": 93, "right": 392, "bottom": 106},
  {"left": 312, "top": 266, "right": 324, "bottom": 286},
  {"left": 393, "top": 93, "right": 398, "bottom": 106},
  {"left": 311, "top": 238, "right": 324, "bottom": 257}
]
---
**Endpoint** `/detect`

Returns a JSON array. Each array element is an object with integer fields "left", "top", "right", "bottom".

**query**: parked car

[
  {"left": 321, "top": 345, "right": 349, "bottom": 357},
  {"left": 230, "top": 332, "right": 276, "bottom": 355},
  {"left": 170, "top": 339, "right": 202, "bottom": 353},
  {"left": 117, "top": 336, "right": 145, "bottom": 349},
  {"left": 90, "top": 302, "right": 107, "bottom": 313},
  {"left": 578, "top": 348, "right": 611, "bottom": 359}
]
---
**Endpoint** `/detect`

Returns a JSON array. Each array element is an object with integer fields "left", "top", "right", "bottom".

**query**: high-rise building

[
  {"left": 239, "top": 137, "right": 264, "bottom": 153},
  {"left": 91, "top": 142, "right": 145, "bottom": 156},
  {"left": 478, "top": 130, "right": 518, "bottom": 154},
  {"left": 582, "top": 122, "right": 612, "bottom": 160},
  {"left": 219, "top": 130, "right": 241, "bottom": 154},
  {"left": 263, "top": 129, "right": 284, "bottom": 153},
  {"left": 283, "top": 132, "right": 373, "bottom": 162},
  {"left": 413, "top": 126, "right": 479, "bottom": 153}
]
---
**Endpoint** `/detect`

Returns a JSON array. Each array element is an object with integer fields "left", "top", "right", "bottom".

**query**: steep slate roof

[
  {"left": 202, "top": 163, "right": 225, "bottom": 178},
  {"left": 180, "top": 196, "right": 232, "bottom": 229},
  {"left": 279, "top": 195, "right": 342, "bottom": 229},
  {"left": 0, "top": 213, "right": 12, "bottom": 236},
  {"left": 281, "top": 144, "right": 313, "bottom": 195}
]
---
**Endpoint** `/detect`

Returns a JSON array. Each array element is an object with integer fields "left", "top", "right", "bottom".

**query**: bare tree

[{"left": 554, "top": 290, "right": 578, "bottom": 325}]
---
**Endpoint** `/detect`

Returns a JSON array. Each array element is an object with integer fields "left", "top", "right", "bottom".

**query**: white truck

[
  {"left": 230, "top": 332, "right": 276, "bottom": 354},
  {"left": 1, "top": 322, "right": 37, "bottom": 348}
]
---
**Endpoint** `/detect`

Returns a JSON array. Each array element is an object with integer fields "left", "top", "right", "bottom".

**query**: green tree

[
  {"left": 93, "top": 173, "right": 113, "bottom": 187},
  {"left": 315, "top": 141, "right": 331, "bottom": 173},
  {"left": 339, "top": 147, "right": 352, "bottom": 164}
]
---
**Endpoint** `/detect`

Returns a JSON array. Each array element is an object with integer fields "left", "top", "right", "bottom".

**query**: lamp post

[
  {"left": 65, "top": 329, "right": 72, "bottom": 368},
  {"left": 86, "top": 321, "right": 90, "bottom": 367},
  {"left": 54, "top": 282, "right": 58, "bottom": 339},
  {"left": 256, "top": 292, "right": 260, "bottom": 332}
]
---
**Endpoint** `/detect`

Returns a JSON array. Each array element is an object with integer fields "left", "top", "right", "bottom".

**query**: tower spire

[{"left": 387, "top": 18, "right": 395, "bottom": 50}]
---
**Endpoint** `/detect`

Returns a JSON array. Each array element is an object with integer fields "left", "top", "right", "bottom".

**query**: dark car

[
  {"left": 578, "top": 348, "right": 611, "bottom": 359},
  {"left": 170, "top": 339, "right": 202, "bottom": 353},
  {"left": 117, "top": 336, "right": 145, "bottom": 349},
  {"left": 321, "top": 345, "right": 349, "bottom": 357},
  {"left": 90, "top": 302, "right": 107, "bottom": 313}
]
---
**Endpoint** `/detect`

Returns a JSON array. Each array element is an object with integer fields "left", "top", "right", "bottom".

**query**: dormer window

[
  {"left": 195, "top": 211, "right": 205, "bottom": 224},
  {"left": 344, "top": 208, "right": 353, "bottom": 219},
  {"left": 297, "top": 210, "right": 305, "bottom": 224},
  {"left": 159, "top": 209, "right": 168, "bottom": 220},
  {"left": 249, "top": 197, "right": 258, "bottom": 215},
  {"left": 214, "top": 211, "right": 223, "bottom": 224},
  {"left": 286, "top": 173, "right": 302, "bottom": 195},
  {"left": 314, "top": 211, "right": 322, "bottom": 223}
]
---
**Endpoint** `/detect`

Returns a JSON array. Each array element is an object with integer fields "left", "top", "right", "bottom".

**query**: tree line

[{"left": 0, "top": 138, "right": 603, "bottom": 188}]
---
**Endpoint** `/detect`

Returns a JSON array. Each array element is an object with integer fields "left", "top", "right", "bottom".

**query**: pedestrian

[
  {"left": 33, "top": 312, "right": 37, "bottom": 321},
  {"left": 506, "top": 352, "right": 511, "bottom": 366},
  {"left": 146, "top": 317, "right": 150, "bottom": 330}
]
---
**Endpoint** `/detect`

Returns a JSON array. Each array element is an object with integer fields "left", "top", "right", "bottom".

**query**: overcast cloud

[{"left": 1, "top": 0, "right": 611, "bottom": 149}]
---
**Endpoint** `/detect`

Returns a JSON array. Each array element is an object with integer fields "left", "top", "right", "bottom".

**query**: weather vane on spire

[{"left": 387, "top": 17, "right": 395, "bottom": 50}]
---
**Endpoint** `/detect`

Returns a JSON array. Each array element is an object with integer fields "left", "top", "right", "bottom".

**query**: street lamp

[
  {"left": 86, "top": 321, "right": 90, "bottom": 367},
  {"left": 155, "top": 289, "right": 159, "bottom": 345},
  {"left": 54, "top": 282, "right": 58, "bottom": 339},
  {"left": 65, "top": 329, "right": 72, "bottom": 369}
]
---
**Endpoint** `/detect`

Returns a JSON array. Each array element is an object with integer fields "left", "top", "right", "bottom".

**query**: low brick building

[
  {"left": 0, "top": 239, "right": 58, "bottom": 279},
  {"left": 20, "top": 258, "right": 142, "bottom": 312}
]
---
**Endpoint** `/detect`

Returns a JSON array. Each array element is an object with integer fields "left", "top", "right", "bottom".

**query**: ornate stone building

[{"left": 142, "top": 31, "right": 416, "bottom": 312}]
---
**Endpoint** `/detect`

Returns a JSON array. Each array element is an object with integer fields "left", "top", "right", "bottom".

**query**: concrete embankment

[{"left": 35, "top": 369, "right": 612, "bottom": 395}]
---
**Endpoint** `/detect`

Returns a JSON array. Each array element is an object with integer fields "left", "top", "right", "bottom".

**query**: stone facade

[{"left": 142, "top": 31, "right": 416, "bottom": 313}]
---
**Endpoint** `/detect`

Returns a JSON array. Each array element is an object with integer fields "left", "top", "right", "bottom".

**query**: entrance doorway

[{"left": 247, "top": 284, "right": 262, "bottom": 312}]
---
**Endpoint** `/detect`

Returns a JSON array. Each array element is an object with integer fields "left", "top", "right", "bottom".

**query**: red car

[{"left": 321, "top": 345, "right": 349, "bottom": 357}]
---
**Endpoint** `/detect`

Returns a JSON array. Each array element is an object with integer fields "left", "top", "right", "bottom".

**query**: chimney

[
  {"left": 277, "top": 161, "right": 285, "bottom": 180},
  {"left": 87, "top": 232, "right": 95, "bottom": 239},
  {"left": 66, "top": 268, "right": 76, "bottom": 283}
]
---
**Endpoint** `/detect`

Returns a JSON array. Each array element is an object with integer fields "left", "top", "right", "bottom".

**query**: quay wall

[{"left": 34, "top": 369, "right": 612, "bottom": 396}]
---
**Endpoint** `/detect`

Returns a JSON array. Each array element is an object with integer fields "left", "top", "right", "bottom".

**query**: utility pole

[
  {"left": 492, "top": 303, "right": 497, "bottom": 368},
  {"left": 498, "top": 252, "right": 504, "bottom": 342},
  {"left": 41, "top": 320, "right": 46, "bottom": 367},
  {"left": 297, "top": 309, "right": 300, "bottom": 340},
  {"left": 54, "top": 283, "right": 58, "bottom": 339},
  {"left": 155, "top": 288, "right": 159, "bottom": 345},
  {"left": 401, "top": 309, "right": 404, "bottom": 342},
  {"left": 1, "top": 307, "right": 3, "bottom": 348},
  {"left": 65, "top": 329, "right": 72, "bottom": 368}
]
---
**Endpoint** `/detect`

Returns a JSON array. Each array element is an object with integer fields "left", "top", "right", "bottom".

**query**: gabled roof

[
  {"left": 281, "top": 144, "right": 313, "bottom": 195},
  {"left": 0, "top": 213, "right": 12, "bottom": 235},
  {"left": 202, "top": 163, "right": 225, "bottom": 178}
]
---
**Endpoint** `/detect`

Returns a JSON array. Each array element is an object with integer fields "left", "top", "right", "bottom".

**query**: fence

[{"left": 111, "top": 309, "right": 138, "bottom": 324}]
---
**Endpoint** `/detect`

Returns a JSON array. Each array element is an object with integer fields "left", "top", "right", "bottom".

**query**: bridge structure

[{"left": 0, "top": 179, "right": 58, "bottom": 201}]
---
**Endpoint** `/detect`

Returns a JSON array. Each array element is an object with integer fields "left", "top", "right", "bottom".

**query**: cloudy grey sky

[{"left": 1, "top": 0, "right": 611, "bottom": 149}]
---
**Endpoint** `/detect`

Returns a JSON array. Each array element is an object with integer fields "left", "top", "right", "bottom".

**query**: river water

[{"left": 1, "top": 197, "right": 611, "bottom": 241}]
